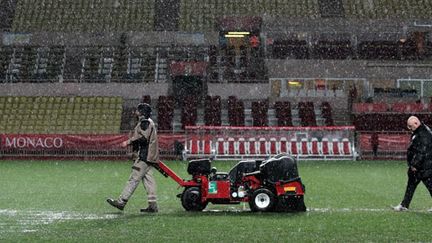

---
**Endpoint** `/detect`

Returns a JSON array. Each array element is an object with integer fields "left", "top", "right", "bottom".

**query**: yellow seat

[{"left": 54, "top": 97, "right": 62, "bottom": 103}]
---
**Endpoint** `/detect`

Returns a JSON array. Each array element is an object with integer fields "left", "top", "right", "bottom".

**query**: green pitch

[{"left": 1, "top": 159, "right": 431, "bottom": 242}]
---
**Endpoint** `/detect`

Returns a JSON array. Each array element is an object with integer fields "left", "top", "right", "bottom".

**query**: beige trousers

[{"left": 119, "top": 160, "right": 157, "bottom": 204}]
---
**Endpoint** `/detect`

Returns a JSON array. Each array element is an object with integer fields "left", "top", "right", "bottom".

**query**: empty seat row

[
  {"left": 353, "top": 113, "right": 432, "bottom": 131},
  {"left": 12, "top": 0, "right": 155, "bottom": 32},
  {"left": 0, "top": 45, "right": 157, "bottom": 83},
  {"left": 185, "top": 136, "right": 353, "bottom": 157},
  {"left": 353, "top": 102, "right": 427, "bottom": 113},
  {"left": 343, "top": 0, "right": 432, "bottom": 19},
  {"left": 179, "top": 0, "right": 319, "bottom": 32},
  {"left": 0, "top": 96, "right": 123, "bottom": 134},
  {"left": 154, "top": 96, "right": 332, "bottom": 130}
]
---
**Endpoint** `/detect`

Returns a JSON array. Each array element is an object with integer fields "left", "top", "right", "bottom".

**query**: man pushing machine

[{"left": 107, "top": 103, "right": 160, "bottom": 213}]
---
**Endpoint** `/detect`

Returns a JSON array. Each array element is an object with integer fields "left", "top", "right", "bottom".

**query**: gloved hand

[{"left": 128, "top": 152, "right": 138, "bottom": 160}]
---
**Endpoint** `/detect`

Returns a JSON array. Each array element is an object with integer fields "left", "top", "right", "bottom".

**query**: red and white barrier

[{"left": 184, "top": 126, "right": 356, "bottom": 160}]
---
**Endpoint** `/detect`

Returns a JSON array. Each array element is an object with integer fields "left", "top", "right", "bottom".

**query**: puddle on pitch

[{"left": 0, "top": 209, "right": 120, "bottom": 233}]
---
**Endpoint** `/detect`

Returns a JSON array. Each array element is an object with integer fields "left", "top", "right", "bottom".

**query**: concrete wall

[
  {"left": 0, "top": 82, "right": 169, "bottom": 99},
  {"left": 207, "top": 83, "right": 269, "bottom": 99}
]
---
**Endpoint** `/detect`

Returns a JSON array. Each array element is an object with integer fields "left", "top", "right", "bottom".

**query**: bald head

[{"left": 407, "top": 116, "right": 421, "bottom": 132}]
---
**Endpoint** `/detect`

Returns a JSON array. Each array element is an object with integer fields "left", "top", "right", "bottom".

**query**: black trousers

[{"left": 401, "top": 169, "right": 432, "bottom": 208}]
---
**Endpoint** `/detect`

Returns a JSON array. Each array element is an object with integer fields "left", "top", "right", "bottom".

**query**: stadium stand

[
  {"left": 179, "top": 0, "right": 320, "bottom": 32},
  {"left": 352, "top": 101, "right": 432, "bottom": 131},
  {"left": 312, "top": 40, "right": 353, "bottom": 59},
  {"left": 251, "top": 100, "right": 269, "bottom": 127},
  {"left": 271, "top": 39, "right": 309, "bottom": 59},
  {"left": 0, "top": 44, "right": 159, "bottom": 82},
  {"left": 343, "top": 0, "right": 432, "bottom": 19},
  {"left": 319, "top": 0, "right": 344, "bottom": 17},
  {"left": 204, "top": 95, "right": 222, "bottom": 126},
  {"left": 0, "top": 96, "right": 123, "bottom": 134},
  {"left": 0, "top": 0, "right": 17, "bottom": 31},
  {"left": 274, "top": 101, "right": 293, "bottom": 126},
  {"left": 0, "top": 46, "right": 14, "bottom": 80},
  {"left": 2, "top": 0, "right": 432, "bottom": 161},
  {"left": 227, "top": 96, "right": 245, "bottom": 126},
  {"left": 181, "top": 96, "right": 198, "bottom": 129},
  {"left": 298, "top": 102, "right": 317, "bottom": 127},
  {"left": 321, "top": 101, "right": 334, "bottom": 126},
  {"left": 12, "top": 0, "right": 155, "bottom": 32},
  {"left": 157, "top": 95, "right": 175, "bottom": 131}
]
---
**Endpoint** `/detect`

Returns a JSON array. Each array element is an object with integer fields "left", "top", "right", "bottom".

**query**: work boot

[
  {"left": 107, "top": 198, "right": 126, "bottom": 211},
  {"left": 140, "top": 202, "right": 158, "bottom": 213},
  {"left": 392, "top": 204, "right": 408, "bottom": 212}
]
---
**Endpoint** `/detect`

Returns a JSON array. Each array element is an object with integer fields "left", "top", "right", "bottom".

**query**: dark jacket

[
  {"left": 128, "top": 117, "right": 159, "bottom": 164},
  {"left": 407, "top": 123, "right": 432, "bottom": 178}
]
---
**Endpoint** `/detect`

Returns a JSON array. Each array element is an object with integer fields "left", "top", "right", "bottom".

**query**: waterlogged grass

[{"left": 1, "top": 160, "right": 431, "bottom": 242}]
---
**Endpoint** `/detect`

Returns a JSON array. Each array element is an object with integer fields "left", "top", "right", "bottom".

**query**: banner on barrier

[
  {"left": 0, "top": 133, "right": 187, "bottom": 159},
  {"left": 0, "top": 134, "right": 127, "bottom": 150}
]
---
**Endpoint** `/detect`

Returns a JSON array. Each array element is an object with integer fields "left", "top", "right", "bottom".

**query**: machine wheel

[
  {"left": 181, "top": 187, "right": 208, "bottom": 211},
  {"left": 249, "top": 188, "right": 276, "bottom": 212}
]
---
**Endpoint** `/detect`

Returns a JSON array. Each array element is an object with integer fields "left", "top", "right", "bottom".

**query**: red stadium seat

[
  {"left": 274, "top": 101, "right": 292, "bottom": 126},
  {"left": 311, "top": 138, "right": 319, "bottom": 155},
  {"left": 410, "top": 103, "right": 424, "bottom": 112},
  {"left": 290, "top": 138, "right": 298, "bottom": 155},
  {"left": 269, "top": 137, "right": 277, "bottom": 154},
  {"left": 259, "top": 137, "right": 267, "bottom": 155},
  {"left": 391, "top": 103, "right": 408, "bottom": 112},
  {"left": 321, "top": 138, "right": 330, "bottom": 155},
  {"left": 300, "top": 138, "right": 308, "bottom": 155},
  {"left": 217, "top": 137, "right": 225, "bottom": 155},
  {"left": 203, "top": 139, "right": 212, "bottom": 154},
  {"left": 322, "top": 138, "right": 330, "bottom": 155},
  {"left": 238, "top": 137, "right": 246, "bottom": 155},
  {"left": 332, "top": 138, "right": 340, "bottom": 155},
  {"left": 248, "top": 137, "right": 257, "bottom": 155},
  {"left": 372, "top": 103, "right": 388, "bottom": 112},
  {"left": 391, "top": 102, "right": 424, "bottom": 113},
  {"left": 279, "top": 137, "right": 288, "bottom": 153},
  {"left": 228, "top": 137, "right": 235, "bottom": 155},
  {"left": 353, "top": 103, "right": 372, "bottom": 113},
  {"left": 342, "top": 138, "right": 351, "bottom": 155},
  {"left": 188, "top": 137, "right": 200, "bottom": 154}
]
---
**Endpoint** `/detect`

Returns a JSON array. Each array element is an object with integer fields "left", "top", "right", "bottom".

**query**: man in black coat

[{"left": 393, "top": 116, "right": 432, "bottom": 212}]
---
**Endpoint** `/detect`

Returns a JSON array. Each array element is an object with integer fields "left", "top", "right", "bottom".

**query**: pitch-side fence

[{"left": 0, "top": 130, "right": 410, "bottom": 160}]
